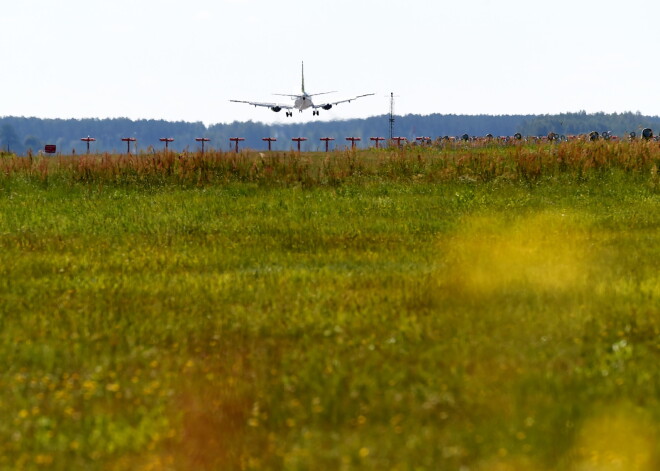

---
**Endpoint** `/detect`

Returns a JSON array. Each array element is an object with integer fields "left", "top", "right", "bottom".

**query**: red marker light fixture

[
  {"left": 345, "top": 137, "right": 361, "bottom": 149},
  {"left": 159, "top": 138, "right": 174, "bottom": 150},
  {"left": 230, "top": 137, "right": 245, "bottom": 153},
  {"left": 370, "top": 137, "right": 385, "bottom": 149},
  {"left": 391, "top": 137, "right": 408, "bottom": 147},
  {"left": 81, "top": 136, "right": 96, "bottom": 154},
  {"left": 320, "top": 137, "right": 335, "bottom": 152},
  {"left": 262, "top": 137, "right": 277, "bottom": 151},
  {"left": 291, "top": 137, "right": 307, "bottom": 152},
  {"left": 195, "top": 137, "right": 210, "bottom": 154},
  {"left": 121, "top": 137, "right": 136, "bottom": 154}
]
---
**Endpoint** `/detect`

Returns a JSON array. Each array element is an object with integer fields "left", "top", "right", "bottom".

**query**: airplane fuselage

[{"left": 294, "top": 94, "right": 313, "bottom": 111}]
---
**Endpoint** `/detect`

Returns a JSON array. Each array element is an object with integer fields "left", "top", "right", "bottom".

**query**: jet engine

[
  {"left": 642, "top": 128, "right": 653, "bottom": 140},
  {"left": 271, "top": 106, "right": 282, "bottom": 112},
  {"left": 322, "top": 104, "right": 333, "bottom": 110}
]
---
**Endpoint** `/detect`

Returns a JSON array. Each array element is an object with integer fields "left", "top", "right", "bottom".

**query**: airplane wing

[
  {"left": 308, "top": 91, "right": 337, "bottom": 97},
  {"left": 272, "top": 92, "right": 336, "bottom": 97},
  {"left": 313, "top": 93, "right": 375, "bottom": 109},
  {"left": 229, "top": 99, "right": 294, "bottom": 110}
]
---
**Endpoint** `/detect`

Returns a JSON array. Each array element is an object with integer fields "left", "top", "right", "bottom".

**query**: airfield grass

[{"left": 0, "top": 144, "right": 659, "bottom": 470}]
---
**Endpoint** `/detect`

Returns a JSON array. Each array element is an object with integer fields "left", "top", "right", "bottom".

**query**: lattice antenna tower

[{"left": 389, "top": 92, "right": 395, "bottom": 141}]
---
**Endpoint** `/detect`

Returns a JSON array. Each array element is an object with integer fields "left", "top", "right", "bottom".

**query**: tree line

[{"left": 2, "top": 112, "right": 660, "bottom": 154}]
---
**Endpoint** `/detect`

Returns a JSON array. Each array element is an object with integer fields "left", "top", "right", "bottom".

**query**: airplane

[{"left": 230, "top": 62, "right": 374, "bottom": 117}]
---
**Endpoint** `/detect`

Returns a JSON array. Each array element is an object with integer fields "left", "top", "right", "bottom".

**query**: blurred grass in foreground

[{"left": 0, "top": 144, "right": 658, "bottom": 470}]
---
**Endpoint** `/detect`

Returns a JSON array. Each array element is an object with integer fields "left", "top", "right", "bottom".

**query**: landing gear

[
  {"left": 286, "top": 111, "right": 293, "bottom": 117},
  {"left": 312, "top": 110, "right": 320, "bottom": 116}
]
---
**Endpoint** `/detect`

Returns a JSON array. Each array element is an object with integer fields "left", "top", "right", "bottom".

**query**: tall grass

[{"left": 1, "top": 140, "right": 658, "bottom": 188}]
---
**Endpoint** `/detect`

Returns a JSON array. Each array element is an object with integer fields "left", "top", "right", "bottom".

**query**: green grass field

[{"left": 0, "top": 142, "right": 658, "bottom": 470}]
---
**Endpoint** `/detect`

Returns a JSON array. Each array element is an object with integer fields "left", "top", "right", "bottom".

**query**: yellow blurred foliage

[
  {"left": 569, "top": 406, "right": 658, "bottom": 471},
  {"left": 444, "top": 211, "right": 590, "bottom": 294}
]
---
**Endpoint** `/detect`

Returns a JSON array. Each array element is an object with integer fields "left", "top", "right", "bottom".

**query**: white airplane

[{"left": 230, "top": 62, "right": 374, "bottom": 117}]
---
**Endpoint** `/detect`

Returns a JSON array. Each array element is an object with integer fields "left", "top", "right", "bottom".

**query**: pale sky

[{"left": 2, "top": 0, "right": 659, "bottom": 125}]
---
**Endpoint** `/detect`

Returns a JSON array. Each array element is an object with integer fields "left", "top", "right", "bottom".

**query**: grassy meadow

[{"left": 0, "top": 141, "right": 658, "bottom": 470}]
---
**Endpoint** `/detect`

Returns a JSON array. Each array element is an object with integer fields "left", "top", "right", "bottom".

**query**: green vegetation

[{"left": 0, "top": 142, "right": 658, "bottom": 470}]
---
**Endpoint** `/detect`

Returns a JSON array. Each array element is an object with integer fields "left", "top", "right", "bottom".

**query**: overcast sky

[{"left": 2, "top": 0, "right": 659, "bottom": 125}]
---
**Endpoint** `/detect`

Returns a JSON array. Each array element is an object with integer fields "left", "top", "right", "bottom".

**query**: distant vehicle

[{"left": 230, "top": 62, "right": 374, "bottom": 117}]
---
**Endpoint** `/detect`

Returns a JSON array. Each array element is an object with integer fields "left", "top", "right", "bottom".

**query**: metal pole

[{"left": 389, "top": 92, "right": 395, "bottom": 141}]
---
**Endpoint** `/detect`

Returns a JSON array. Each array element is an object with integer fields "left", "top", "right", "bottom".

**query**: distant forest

[{"left": 2, "top": 111, "right": 660, "bottom": 154}]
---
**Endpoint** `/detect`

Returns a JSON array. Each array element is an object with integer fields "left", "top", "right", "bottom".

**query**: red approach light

[
  {"left": 262, "top": 137, "right": 277, "bottom": 151},
  {"left": 320, "top": 137, "right": 335, "bottom": 152},
  {"left": 230, "top": 137, "right": 245, "bottom": 153},
  {"left": 44, "top": 144, "right": 56, "bottom": 154},
  {"left": 195, "top": 138, "right": 210, "bottom": 153},
  {"left": 160, "top": 138, "right": 174, "bottom": 150},
  {"left": 370, "top": 137, "right": 385, "bottom": 148},
  {"left": 345, "top": 137, "right": 361, "bottom": 149},
  {"left": 391, "top": 137, "right": 408, "bottom": 147},
  {"left": 80, "top": 136, "right": 96, "bottom": 154},
  {"left": 121, "top": 137, "right": 136, "bottom": 154},
  {"left": 291, "top": 137, "right": 307, "bottom": 152}
]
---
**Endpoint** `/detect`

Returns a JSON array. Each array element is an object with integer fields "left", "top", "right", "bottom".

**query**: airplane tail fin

[{"left": 301, "top": 61, "right": 306, "bottom": 95}]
